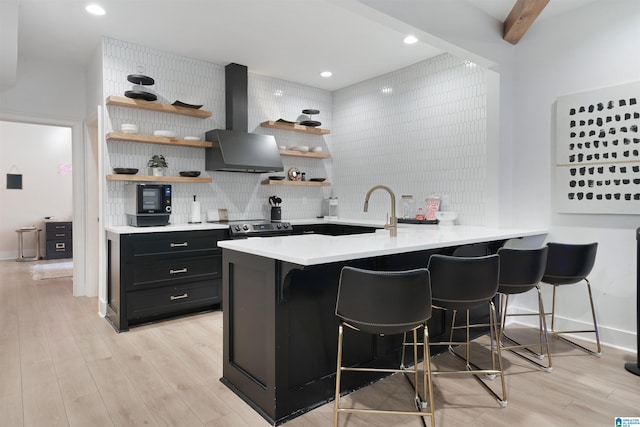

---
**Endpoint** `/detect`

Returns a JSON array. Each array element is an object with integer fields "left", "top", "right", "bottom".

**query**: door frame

[{"left": 0, "top": 113, "right": 92, "bottom": 297}]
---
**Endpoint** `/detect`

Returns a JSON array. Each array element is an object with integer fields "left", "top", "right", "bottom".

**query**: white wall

[
  {"left": 508, "top": 0, "right": 640, "bottom": 350},
  {"left": 0, "top": 121, "right": 73, "bottom": 259},
  {"left": 0, "top": 56, "right": 86, "bottom": 120}
]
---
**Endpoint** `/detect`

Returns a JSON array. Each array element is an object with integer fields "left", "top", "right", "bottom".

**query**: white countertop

[
  {"left": 105, "top": 223, "right": 230, "bottom": 234},
  {"left": 217, "top": 224, "right": 547, "bottom": 266},
  {"left": 104, "top": 218, "right": 384, "bottom": 234}
]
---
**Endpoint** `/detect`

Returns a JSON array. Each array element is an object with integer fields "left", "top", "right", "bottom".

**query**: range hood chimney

[{"left": 205, "top": 63, "right": 284, "bottom": 173}]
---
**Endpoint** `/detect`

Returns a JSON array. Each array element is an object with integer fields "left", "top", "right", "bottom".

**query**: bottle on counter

[
  {"left": 415, "top": 207, "right": 425, "bottom": 221},
  {"left": 401, "top": 195, "right": 414, "bottom": 219},
  {"left": 329, "top": 197, "right": 339, "bottom": 219}
]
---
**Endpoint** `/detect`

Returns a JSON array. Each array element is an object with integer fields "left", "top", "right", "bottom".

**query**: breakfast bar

[{"left": 218, "top": 224, "right": 546, "bottom": 425}]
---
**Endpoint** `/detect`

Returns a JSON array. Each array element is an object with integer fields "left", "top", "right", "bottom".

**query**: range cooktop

[{"left": 208, "top": 219, "right": 293, "bottom": 238}]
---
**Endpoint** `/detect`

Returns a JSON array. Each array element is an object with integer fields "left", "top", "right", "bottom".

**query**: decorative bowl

[
  {"left": 290, "top": 145, "right": 309, "bottom": 152},
  {"left": 121, "top": 124, "right": 139, "bottom": 134},
  {"left": 154, "top": 130, "right": 177, "bottom": 138},
  {"left": 179, "top": 171, "right": 201, "bottom": 177},
  {"left": 113, "top": 168, "right": 139, "bottom": 175},
  {"left": 435, "top": 211, "right": 458, "bottom": 226}
]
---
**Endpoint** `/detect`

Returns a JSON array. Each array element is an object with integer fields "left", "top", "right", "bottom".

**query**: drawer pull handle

[
  {"left": 170, "top": 293, "right": 188, "bottom": 301},
  {"left": 169, "top": 268, "right": 188, "bottom": 274},
  {"left": 170, "top": 242, "right": 188, "bottom": 248},
  {"left": 55, "top": 226, "right": 66, "bottom": 229},
  {"left": 55, "top": 233, "right": 65, "bottom": 237},
  {"left": 55, "top": 243, "right": 66, "bottom": 249}
]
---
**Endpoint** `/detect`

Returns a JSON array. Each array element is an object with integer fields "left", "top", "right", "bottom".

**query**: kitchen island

[{"left": 218, "top": 224, "right": 546, "bottom": 425}]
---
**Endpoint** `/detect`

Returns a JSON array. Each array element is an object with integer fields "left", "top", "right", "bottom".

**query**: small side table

[{"left": 16, "top": 228, "right": 41, "bottom": 262}]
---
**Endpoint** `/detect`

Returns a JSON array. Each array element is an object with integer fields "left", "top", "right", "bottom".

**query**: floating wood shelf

[
  {"left": 107, "top": 174, "right": 212, "bottom": 183},
  {"left": 106, "top": 96, "right": 212, "bottom": 118},
  {"left": 279, "top": 149, "right": 330, "bottom": 159},
  {"left": 261, "top": 121, "right": 330, "bottom": 135},
  {"left": 261, "top": 179, "right": 330, "bottom": 187},
  {"left": 106, "top": 132, "right": 212, "bottom": 148}
]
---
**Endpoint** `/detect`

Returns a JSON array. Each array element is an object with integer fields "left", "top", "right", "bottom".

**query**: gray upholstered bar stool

[
  {"left": 334, "top": 266, "right": 435, "bottom": 427},
  {"left": 497, "top": 247, "right": 552, "bottom": 372},
  {"left": 427, "top": 253, "right": 508, "bottom": 407},
  {"left": 541, "top": 242, "right": 601, "bottom": 356}
]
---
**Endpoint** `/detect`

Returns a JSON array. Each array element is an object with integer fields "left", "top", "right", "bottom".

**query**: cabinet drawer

[
  {"left": 127, "top": 279, "right": 221, "bottom": 321},
  {"left": 129, "top": 230, "right": 226, "bottom": 257},
  {"left": 46, "top": 240, "right": 72, "bottom": 259},
  {"left": 46, "top": 222, "right": 72, "bottom": 233},
  {"left": 47, "top": 231, "right": 72, "bottom": 240},
  {"left": 128, "top": 254, "right": 221, "bottom": 290}
]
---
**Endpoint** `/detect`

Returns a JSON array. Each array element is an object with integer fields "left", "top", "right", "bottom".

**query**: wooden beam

[{"left": 503, "top": 0, "right": 550, "bottom": 44}]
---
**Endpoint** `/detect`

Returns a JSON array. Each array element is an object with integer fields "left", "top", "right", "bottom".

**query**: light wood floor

[{"left": 1, "top": 259, "right": 638, "bottom": 427}]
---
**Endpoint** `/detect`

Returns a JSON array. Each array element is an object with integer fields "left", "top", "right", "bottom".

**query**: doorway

[{"left": 0, "top": 116, "right": 91, "bottom": 297}]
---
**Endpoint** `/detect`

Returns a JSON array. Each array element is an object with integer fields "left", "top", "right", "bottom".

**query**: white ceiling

[{"left": 1, "top": 0, "right": 599, "bottom": 91}]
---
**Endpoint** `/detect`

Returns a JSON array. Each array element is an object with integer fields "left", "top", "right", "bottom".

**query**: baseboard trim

[{"left": 506, "top": 306, "right": 637, "bottom": 353}]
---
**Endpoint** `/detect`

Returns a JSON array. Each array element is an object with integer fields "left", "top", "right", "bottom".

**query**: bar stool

[
  {"left": 497, "top": 247, "right": 552, "bottom": 372},
  {"left": 334, "top": 266, "right": 435, "bottom": 427},
  {"left": 541, "top": 242, "right": 601, "bottom": 356},
  {"left": 427, "top": 253, "right": 508, "bottom": 407}
]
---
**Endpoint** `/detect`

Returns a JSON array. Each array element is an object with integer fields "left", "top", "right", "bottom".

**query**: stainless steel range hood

[{"left": 205, "top": 63, "right": 283, "bottom": 173}]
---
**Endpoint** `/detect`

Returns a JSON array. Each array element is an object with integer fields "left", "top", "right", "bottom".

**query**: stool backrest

[
  {"left": 497, "top": 247, "right": 548, "bottom": 294},
  {"left": 543, "top": 242, "right": 598, "bottom": 285},
  {"left": 427, "top": 254, "right": 500, "bottom": 310},
  {"left": 335, "top": 267, "right": 432, "bottom": 335}
]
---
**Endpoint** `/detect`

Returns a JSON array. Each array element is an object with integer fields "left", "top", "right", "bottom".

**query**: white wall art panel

[{"left": 555, "top": 81, "right": 640, "bottom": 214}]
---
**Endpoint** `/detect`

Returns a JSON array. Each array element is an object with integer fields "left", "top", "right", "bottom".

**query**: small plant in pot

[{"left": 147, "top": 154, "right": 168, "bottom": 176}]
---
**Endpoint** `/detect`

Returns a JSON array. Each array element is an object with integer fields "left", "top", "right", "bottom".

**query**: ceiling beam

[{"left": 503, "top": 0, "right": 550, "bottom": 44}]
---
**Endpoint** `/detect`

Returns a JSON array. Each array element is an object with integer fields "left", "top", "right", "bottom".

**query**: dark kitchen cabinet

[
  {"left": 105, "top": 229, "right": 226, "bottom": 332},
  {"left": 45, "top": 221, "right": 72, "bottom": 259}
]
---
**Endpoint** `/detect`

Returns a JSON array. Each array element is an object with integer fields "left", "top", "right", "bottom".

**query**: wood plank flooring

[{"left": 1, "top": 259, "right": 638, "bottom": 426}]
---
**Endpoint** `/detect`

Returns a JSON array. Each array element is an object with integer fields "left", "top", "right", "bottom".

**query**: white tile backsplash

[
  {"left": 103, "top": 38, "right": 488, "bottom": 226},
  {"left": 331, "top": 54, "right": 488, "bottom": 225}
]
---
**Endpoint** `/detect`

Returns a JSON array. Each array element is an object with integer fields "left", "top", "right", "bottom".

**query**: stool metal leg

[
  {"left": 499, "top": 287, "right": 553, "bottom": 372},
  {"left": 547, "top": 281, "right": 601, "bottom": 357}
]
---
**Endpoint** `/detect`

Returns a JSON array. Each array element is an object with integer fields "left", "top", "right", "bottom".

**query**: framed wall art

[{"left": 555, "top": 81, "right": 640, "bottom": 214}]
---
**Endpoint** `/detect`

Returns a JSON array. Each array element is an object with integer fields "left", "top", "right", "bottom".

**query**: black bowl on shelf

[
  {"left": 300, "top": 120, "right": 321, "bottom": 127},
  {"left": 309, "top": 177, "right": 326, "bottom": 182},
  {"left": 113, "top": 168, "right": 139, "bottom": 175},
  {"left": 179, "top": 171, "right": 201, "bottom": 177},
  {"left": 268, "top": 176, "right": 286, "bottom": 181}
]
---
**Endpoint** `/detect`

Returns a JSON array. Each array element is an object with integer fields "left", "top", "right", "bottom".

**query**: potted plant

[{"left": 147, "top": 154, "right": 168, "bottom": 176}]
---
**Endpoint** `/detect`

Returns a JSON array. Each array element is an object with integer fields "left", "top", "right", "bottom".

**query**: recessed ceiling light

[
  {"left": 320, "top": 71, "right": 332, "bottom": 78},
  {"left": 403, "top": 35, "right": 418, "bottom": 44},
  {"left": 85, "top": 4, "right": 106, "bottom": 15}
]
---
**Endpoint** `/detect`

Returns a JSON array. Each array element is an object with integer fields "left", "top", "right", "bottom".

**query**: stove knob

[
  {"left": 283, "top": 223, "right": 289, "bottom": 228},
  {"left": 234, "top": 225, "right": 241, "bottom": 231},
  {"left": 243, "top": 224, "right": 249, "bottom": 230},
  {"left": 276, "top": 223, "right": 282, "bottom": 229}
]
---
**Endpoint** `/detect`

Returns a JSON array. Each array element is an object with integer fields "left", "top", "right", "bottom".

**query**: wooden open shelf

[
  {"left": 261, "top": 179, "right": 330, "bottom": 187},
  {"left": 106, "top": 174, "right": 212, "bottom": 183},
  {"left": 279, "top": 149, "right": 330, "bottom": 159},
  {"left": 261, "top": 121, "right": 330, "bottom": 135},
  {"left": 106, "top": 132, "right": 212, "bottom": 148},
  {"left": 106, "top": 96, "right": 212, "bottom": 118}
]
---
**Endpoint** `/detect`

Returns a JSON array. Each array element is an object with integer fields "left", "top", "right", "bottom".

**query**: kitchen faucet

[{"left": 363, "top": 185, "right": 397, "bottom": 237}]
